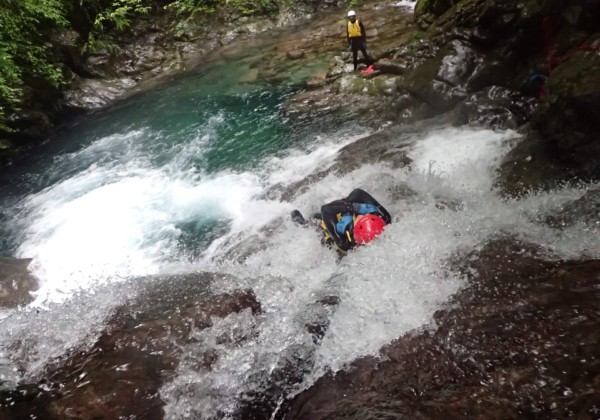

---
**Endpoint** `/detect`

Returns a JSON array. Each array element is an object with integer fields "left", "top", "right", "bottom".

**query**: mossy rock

[
  {"left": 547, "top": 50, "right": 600, "bottom": 98},
  {"left": 365, "top": 76, "right": 400, "bottom": 96},
  {"left": 332, "top": 75, "right": 367, "bottom": 94},
  {"left": 0, "top": 139, "right": 12, "bottom": 151}
]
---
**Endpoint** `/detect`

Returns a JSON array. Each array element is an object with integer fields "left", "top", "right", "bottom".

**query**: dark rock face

[
  {"left": 6, "top": 111, "right": 55, "bottom": 141},
  {"left": 0, "top": 258, "right": 37, "bottom": 308},
  {"left": 409, "top": 0, "right": 600, "bottom": 194},
  {"left": 415, "top": 0, "right": 455, "bottom": 18},
  {"left": 235, "top": 294, "right": 342, "bottom": 420},
  {"left": 497, "top": 45, "right": 600, "bottom": 194},
  {"left": 453, "top": 86, "right": 539, "bottom": 129},
  {"left": 279, "top": 238, "right": 600, "bottom": 419},
  {"left": 544, "top": 188, "right": 600, "bottom": 228},
  {"left": 403, "top": 40, "right": 478, "bottom": 111},
  {"left": 0, "top": 273, "right": 261, "bottom": 419}
]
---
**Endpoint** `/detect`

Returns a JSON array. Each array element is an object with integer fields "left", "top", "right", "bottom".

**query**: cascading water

[{"left": 1, "top": 3, "right": 599, "bottom": 418}]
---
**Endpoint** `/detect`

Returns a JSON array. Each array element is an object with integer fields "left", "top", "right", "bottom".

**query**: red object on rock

[{"left": 360, "top": 65, "right": 376, "bottom": 75}]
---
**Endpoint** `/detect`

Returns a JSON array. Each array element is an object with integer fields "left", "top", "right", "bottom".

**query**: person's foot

[{"left": 291, "top": 210, "right": 307, "bottom": 225}]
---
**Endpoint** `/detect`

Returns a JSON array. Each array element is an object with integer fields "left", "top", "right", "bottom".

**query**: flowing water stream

[{"left": 0, "top": 3, "right": 599, "bottom": 418}]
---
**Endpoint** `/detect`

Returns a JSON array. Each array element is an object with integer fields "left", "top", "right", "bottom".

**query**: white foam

[
  {"left": 13, "top": 128, "right": 359, "bottom": 305},
  {"left": 408, "top": 126, "right": 517, "bottom": 191},
  {"left": 5, "top": 121, "right": 600, "bottom": 418},
  {"left": 159, "top": 127, "right": 517, "bottom": 417},
  {"left": 393, "top": 0, "right": 417, "bottom": 10},
  {"left": 162, "top": 126, "right": 600, "bottom": 418}
]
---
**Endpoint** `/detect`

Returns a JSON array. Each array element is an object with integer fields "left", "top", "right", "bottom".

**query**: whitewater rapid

[{"left": 1, "top": 124, "right": 599, "bottom": 418}]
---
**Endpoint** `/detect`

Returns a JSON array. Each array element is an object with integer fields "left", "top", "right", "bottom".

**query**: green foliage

[
  {"left": 166, "top": 0, "right": 278, "bottom": 18},
  {"left": 165, "top": 0, "right": 283, "bottom": 37},
  {"left": 80, "top": 0, "right": 151, "bottom": 53},
  {"left": 165, "top": 0, "right": 218, "bottom": 37},
  {"left": 0, "top": 0, "right": 68, "bottom": 131},
  {"left": 166, "top": 0, "right": 219, "bottom": 17},
  {"left": 0, "top": 0, "right": 297, "bottom": 133}
]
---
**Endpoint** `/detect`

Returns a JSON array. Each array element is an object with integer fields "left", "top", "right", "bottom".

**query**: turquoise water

[{"left": 0, "top": 62, "right": 308, "bottom": 258}]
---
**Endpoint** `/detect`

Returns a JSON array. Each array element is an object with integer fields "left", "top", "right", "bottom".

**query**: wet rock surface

[
  {"left": 0, "top": 273, "right": 261, "bottom": 419},
  {"left": 0, "top": 258, "right": 37, "bottom": 308},
  {"left": 452, "top": 85, "right": 539, "bottom": 129},
  {"left": 236, "top": 293, "right": 342, "bottom": 420},
  {"left": 543, "top": 188, "right": 600, "bottom": 229},
  {"left": 279, "top": 238, "right": 600, "bottom": 419},
  {"left": 277, "top": 120, "right": 420, "bottom": 202},
  {"left": 497, "top": 43, "right": 600, "bottom": 195}
]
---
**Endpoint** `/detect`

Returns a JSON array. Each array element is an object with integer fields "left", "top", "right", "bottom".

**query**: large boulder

[
  {"left": 404, "top": 39, "right": 479, "bottom": 111},
  {"left": 453, "top": 85, "right": 539, "bottom": 129},
  {"left": 497, "top": 43, "right": 600, "bottom": 194},
  {"left": 0, "top": 273, "right": 261, "bottom": 419},
  {"left": 63, "top": 77, "right": 138, "bottom": 110},
  {"left": 279, "top": 238, "right": 600, "bottom": 419}
]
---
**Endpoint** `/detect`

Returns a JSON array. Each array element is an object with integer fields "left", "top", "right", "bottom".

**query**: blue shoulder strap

[
  {"left": 335, "top": 214, "right": 354, "bottom": 235},
  {"left": 355, "top": 203, "right": 378, "bottom": 215}
]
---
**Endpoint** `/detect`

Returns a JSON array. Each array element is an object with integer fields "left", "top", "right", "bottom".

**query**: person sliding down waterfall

[
  {"left": 291, "top": 188, "right": 391, "bottom": 254},
  {"left": 346, "top": 10, "right": 374, "bottom": 71}
]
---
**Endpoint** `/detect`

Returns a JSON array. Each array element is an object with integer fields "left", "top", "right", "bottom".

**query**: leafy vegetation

[
  {"left": 80, "top": 0, "right": 151, "bottom": 54},
  {"left": 0, "top": 0, "right": 68, "bottom": 131},
  {"left": 0, "top": 0, "right": 299, "bottom": 134}
]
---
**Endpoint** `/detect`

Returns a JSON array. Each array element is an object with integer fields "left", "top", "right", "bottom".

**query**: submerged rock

[
  {"left": 453, "top": 85, "right": 539, "bottom": 129},
  {"left": 0, "top": 273, "right": 261, "bottom": 419},
  {"left": 544, "top": 188, "right": 600, "bottom": 229},
  {"left": 236, "top": 293, "right": 342, "bottom": 419},
  {"left": 0, "top": 258, "right": 37, "bottom": 308},
  {"left": 277, "top": 122, "right": 420, "bottom": 202},
  {"left": 279, "top": 237, "right": 600, "bottom": 419}
]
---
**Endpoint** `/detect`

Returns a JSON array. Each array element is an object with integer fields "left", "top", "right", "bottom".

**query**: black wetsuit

[{"left": 320, "top": 188, "right": 391, "bottom": 252}]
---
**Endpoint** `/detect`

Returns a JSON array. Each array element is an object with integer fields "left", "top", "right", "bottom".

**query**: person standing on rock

[{"left": 346, "top": 10, "right": 373, "bottom": 71}]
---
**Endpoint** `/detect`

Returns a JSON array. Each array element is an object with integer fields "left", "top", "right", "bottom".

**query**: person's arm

[
  {"left": 359, "top": 21, "right": 367, "bottom": 42},
  {"left": 346, "top": 24, "right": 350, "bottom": 46}
]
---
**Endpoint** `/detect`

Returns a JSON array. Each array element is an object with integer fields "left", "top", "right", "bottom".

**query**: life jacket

[
  {"left": 347, "top": 20, "right": 363, "bottom": 38},
  {"left": 320, "top": 203, "right": 382, "bottom": 250},
  {"left": 320, "top": 216, "right": 353, "bottom": 251}
]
